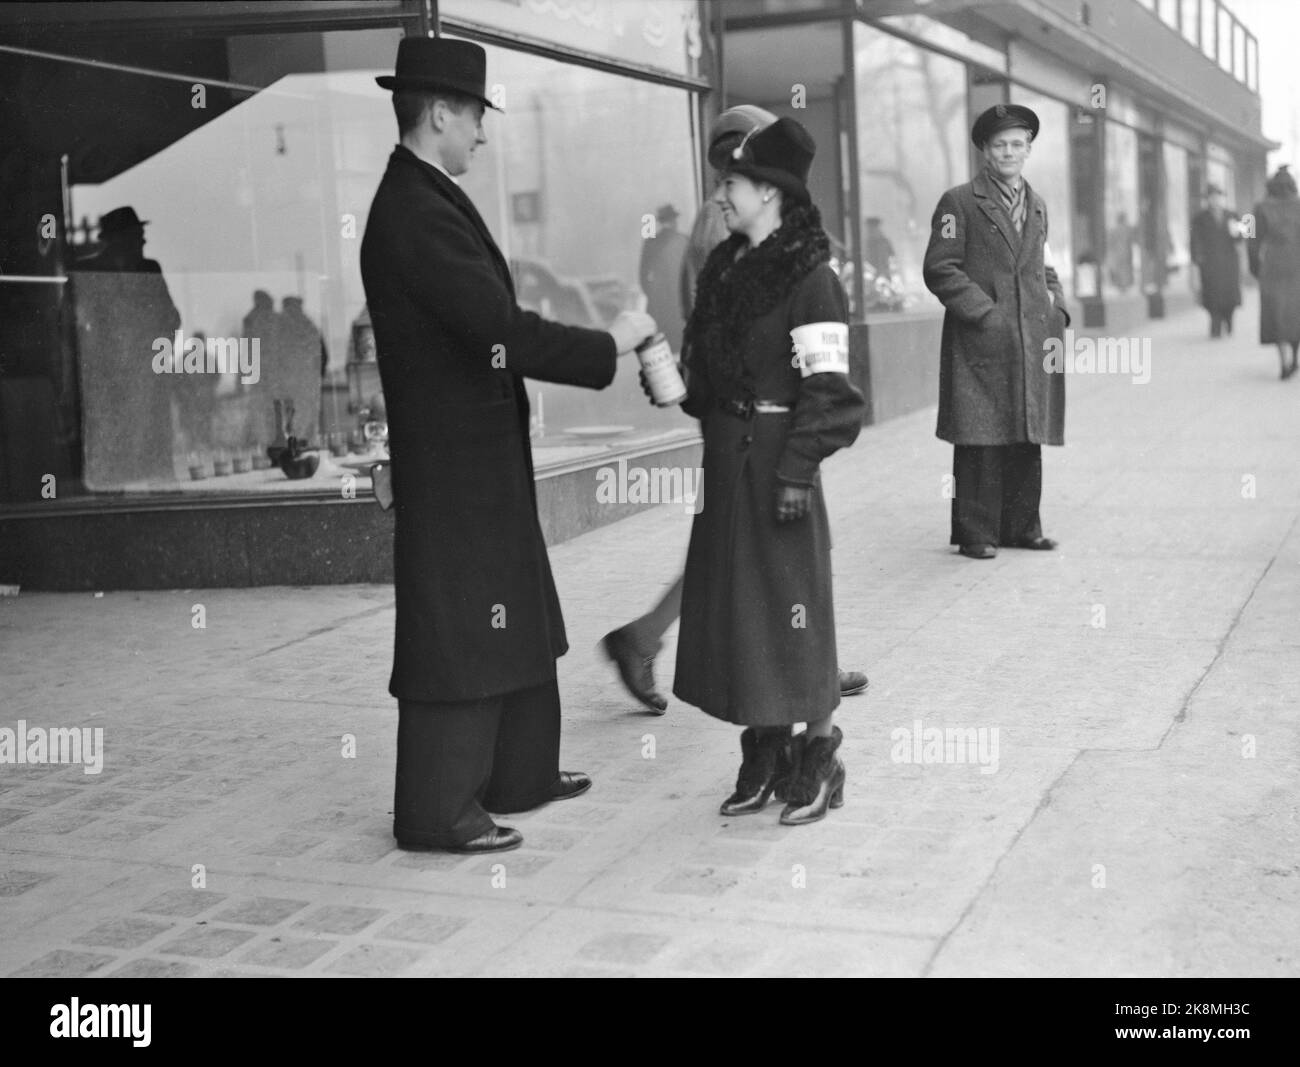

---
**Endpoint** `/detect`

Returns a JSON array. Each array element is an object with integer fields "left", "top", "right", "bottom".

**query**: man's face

[
  {"left": 436, "top": 98, "right": 487, "bottom": 176},
  {"left": 1208, "top": 190, "right": 1225, "bottom": 210},
  {"left": 982, "top": 126, "right": 1032, "bottom": 181}
]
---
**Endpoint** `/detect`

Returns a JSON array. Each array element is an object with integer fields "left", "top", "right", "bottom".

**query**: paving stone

[
  {"left": 0, "top": 869, "right": 55, "bottom": 897},
  {"left": 294, "top": 905, "right": 387, "bottom": 936},
  {"left": 313, "top": 837, "right": 396, "bottom": 864},
  {"left": 390, "top": 850, "right": 473, "bottom": 871},
  {"left": 78, "top": 818, "right": 165, "bottom": 841},
  {"left": 324, "top": 943, "right": 430, "bottom": 977},
  {"left": 375, "top": 913, "right": 470, "bottom": 945},
  {"left": 238, "top": 937, "right": 337, "bottom": 969},
  {"left": 252, "top": 834, "right": 324, "bottom": 858},
  {"left": 653, "top": 865, "right": 743, "bottom": 897},
  {"left": 74, "top": 917, "right": 175, "bottom": 949},
  {"left": 107, "top": 957, "right": 201, "bottom": 978},
  {"left": 0, "top": 808, "right": 32, "bottom": 828},
  {"left": 576, "top": 931, "right": 671, "bottom": 966},
  {"left": 138, "top": 889, "right": 227, "bottom": 918},
  {"left": 156, "top": 926, "right": 257, "bottom": 959},
  {"left": 10, "top": 949, "right": 117, "bottom": 977},
  {"left": 469, "top": 854, "right": 553, "bottom": 879},
  {"left": 211, "top": 897, "right": 310, "bottom": 926}
]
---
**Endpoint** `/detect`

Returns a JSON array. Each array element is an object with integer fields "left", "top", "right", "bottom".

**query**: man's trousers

[
  {"left": 394, "top": 677, "right": 561, "bottom": 848},
  {"left": 950, "top": 443, "right": 1044, "bottom": 547}
]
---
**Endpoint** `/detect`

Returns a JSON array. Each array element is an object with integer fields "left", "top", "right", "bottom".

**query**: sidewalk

[{"left": 2, "top": 293, "right": 1297, "bottom": 977}]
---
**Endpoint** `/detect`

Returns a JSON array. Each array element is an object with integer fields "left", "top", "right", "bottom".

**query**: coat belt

[{"left": 717, "top": 397, "right": 792, "bottom": 418}]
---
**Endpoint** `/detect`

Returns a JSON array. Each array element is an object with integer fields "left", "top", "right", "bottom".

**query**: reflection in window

[
  {"left": 1103, "top": 122, "right": 1140, "bottom": 300},
  {"left": 854, "top": 23, "right": 967, "bottom": 317},
  {"left": 1162, "top": 142, "right": 1192, "bottom": 295},
  {"left": 447, "top": 38, "right": 700, "bottom": 454}
]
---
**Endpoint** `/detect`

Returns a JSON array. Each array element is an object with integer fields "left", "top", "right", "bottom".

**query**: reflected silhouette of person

[
  {"left": 73, "top": 206, "right": 180, "bottom": 484},
  {"left": 281, "top": 296, "right": 329, "bottom": 378},
  {"left": 639, "top": 203, "right": 688, "bottom": 350}
]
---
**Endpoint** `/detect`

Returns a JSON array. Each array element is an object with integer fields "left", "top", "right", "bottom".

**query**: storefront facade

[{"left": 0, "top": 0, "right": 1270, "bottom": 589}]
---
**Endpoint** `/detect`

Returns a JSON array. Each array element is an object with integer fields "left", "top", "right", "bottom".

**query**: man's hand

[
  {"left": 776, "top": 483, "right": 812, "bottom": 523},
  {"left": 609, "top": 311, "right": 658, "bottom": 355}
]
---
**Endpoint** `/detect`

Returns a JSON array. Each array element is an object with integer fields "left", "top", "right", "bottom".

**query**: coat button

[{"left": 740, "top": 434, "right": 753, "bottom": 448}]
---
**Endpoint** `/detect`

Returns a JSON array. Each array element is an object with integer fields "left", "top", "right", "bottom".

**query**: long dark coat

[
  {"left": 923, "top": 172, "right": 1069, "bottom": 446},
  {"left": 361, "top": 147, "right": 616, "bottom": 703},
  {"left": 673, "top": 263, "right": 865, "bottom": 727},
  {"left": 1190, "top": 208, "right": 1242, "bottom": 314},
  {"left": 1247, "top": 195, "right": 1300, "bottom": 345}
]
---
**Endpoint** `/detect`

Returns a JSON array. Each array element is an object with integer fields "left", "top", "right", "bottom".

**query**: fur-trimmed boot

[
  {"left": 779, "top": 726, "right": 845, "bottom": 826},
  {"left": 720, "top": 726, "right": 792, "bottom": 816}
]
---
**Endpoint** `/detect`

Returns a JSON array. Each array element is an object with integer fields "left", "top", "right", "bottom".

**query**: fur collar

[{"left": 685, "top": 203, "right": 830, "bottom": 400}]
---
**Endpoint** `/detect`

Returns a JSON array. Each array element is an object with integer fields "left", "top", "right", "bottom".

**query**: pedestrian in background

[
  {"left": 674, "top": 117, "right": 866, "bottom": 826},
  {"left": 1247, "top": 165, "right": 1300, "bottom": 380},
  {"left": 923, "top": 104, "right": 1069, "bottom": 560},
  {"left": 1190, "top": 184, "right": 1242, "bottom": 339},
  {"left": 602, "top": 105, "right": 868, "bottom": 712}
]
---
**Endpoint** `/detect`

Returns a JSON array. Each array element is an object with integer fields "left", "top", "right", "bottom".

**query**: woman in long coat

[
  {"left": 1247, "top": 165, "right": 1300, "bottom": 379},
  {"left": 1190, "top": 184, "right": 1242, "bottom": 339},
  {"left": 673, "top": 117, "right": 866, "bottom": 826}
]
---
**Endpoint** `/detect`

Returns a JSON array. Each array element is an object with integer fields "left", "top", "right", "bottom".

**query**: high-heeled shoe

[
  {"left": 780, "top": 726, "right": 845, "bottom": 826},
  {"left": 720, "top": 727, "right": 791, "bottom": 816}
]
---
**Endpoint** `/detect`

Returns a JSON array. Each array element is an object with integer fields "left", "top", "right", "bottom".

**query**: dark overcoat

[
  {"left": 923, "top": 172, "right": 1069, "bottom": 446},
  {"left": 1190, "top": 208, "right": 1242, "bottom": 314},
  {"left": 1247, "top": 195, "right": 1300, "bottom": 345},
  {"left": 361, "top": 146, "right": 616, "bottom": 703},
  {"left": 673, "top": 263, "right": 865, "bottom": 727}
]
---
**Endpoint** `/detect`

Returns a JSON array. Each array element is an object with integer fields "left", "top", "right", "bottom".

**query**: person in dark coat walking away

[
  {"left": 1247, "top": 165, "right": 1300, "bottom": 380},
  {"left": 639, "top": 203, "right": 689, "bottom": 350},
  {"left": 923, "top": 104, "right": 1070, "bottom": 560},
  {"left": 361, "top": 38, "right": 655, "bottom": 854},
  {"left": 673, "top": 117, "right": 866, "bottom": 826},
  {"left": 1190, "top": 184, "right": 1242, "bottom": 339},
  {"left": 602, "top": 105, "right": 869, "bottom": 713}
]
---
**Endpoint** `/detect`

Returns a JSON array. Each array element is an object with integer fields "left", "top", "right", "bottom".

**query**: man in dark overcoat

[
  {"left": 1190, "top": 184, "right": 1242, "bottom": 339},
  {"left": 361, "top": 38, "right": 655, "bottom": 854},
  {"left": 923, "top": 104, "right": 1069, "bottom": 560}
]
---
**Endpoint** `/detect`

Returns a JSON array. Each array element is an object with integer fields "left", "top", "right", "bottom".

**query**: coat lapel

[
  {"left": 1017, "top": 182, "right": 1046, "bottom": 267},
  {"left": 973, "top": 172, "right": 1018, "bottom": 260}
]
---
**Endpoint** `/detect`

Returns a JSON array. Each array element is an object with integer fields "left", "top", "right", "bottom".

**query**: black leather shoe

[
  {"left": 720, "top": 727, "right": 791, "bottom": 816},
  {"left": 838, "top": 669, "right": 869, "bottom": 696},
  {"left": 959, "top": 543, "right": 997, "bottom": 559},
  {"left": 551, "top": 771, "right": 591, "bottom": 801},
  {"left": 601, "top": 627, "right": 667, "bottom": 713},
  {"left": 447, "top": 825, "right": 523, "bottom": 853},
  {"left": 1007, "top": 536, "right": 1057, "bottom": 550}
]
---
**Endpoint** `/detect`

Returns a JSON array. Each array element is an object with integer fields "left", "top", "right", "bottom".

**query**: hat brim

[
  {"left": 375, "top": 75, "right": 503, "bottom": 112},
  {"left": 725, "top": 163, "right": 810, "bottom": 205},
  {"left": 101, "top": 221, "right": 149, "bottom": 233}
]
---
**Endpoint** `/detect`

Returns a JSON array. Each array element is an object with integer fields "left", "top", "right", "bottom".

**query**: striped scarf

[{"left": 986, "top": 168, "right": 1026, "bottom": 234}]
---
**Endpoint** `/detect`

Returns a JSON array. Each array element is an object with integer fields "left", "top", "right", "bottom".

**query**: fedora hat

[
  {"left": 707, "top": 104, "right": 776, "bottom": 171},
  {"left": 971, "top": 103, "right": 1040, "bottom": 147},
  {"left": 726, "top": 116, "right": 815, "bottom": 205},
  {"left": 98, "top": 206, "right": 148, "bottom": 236},
  {"left": 376, "top": 37, "right": 502, "bottom": 111}
]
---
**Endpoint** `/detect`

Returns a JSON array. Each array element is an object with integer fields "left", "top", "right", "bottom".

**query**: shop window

[
  {"left": 1162, "top": 142, "right": 1192, "bottom": 295},
  {"left": 853, "top": 22, "right": 967, "bottom": 318},
  {"left": 1010, "top": 90, "right": 1074, "bottom": 301},
  {"left": 1102, "top": 122, "right": 1141, "bottom": 301}
]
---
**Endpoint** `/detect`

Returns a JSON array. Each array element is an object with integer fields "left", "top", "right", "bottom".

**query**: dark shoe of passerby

[
  {"left": 720, "top": 727, "right": 792, "bottom": 816},
  {"left": 550, "top": 771, "right": 592, "bottom": 801},
  {"left": 601, "top": 626, "right": 667, "bottom": 713},
  {"left": 398, "top": 825, "right": 523, "bottom": 854},
  {"left": 780, "top": 726, "right": 845, "bottom": 826},
  {"left": 959, "top": 543, "right": 998, "bottom": 559},
  {"left": 1005, "top": 535, "right": 1058, "bottom": 550},
  {"left": 839, "top": 669, "right": 869, "bottom": 696}
]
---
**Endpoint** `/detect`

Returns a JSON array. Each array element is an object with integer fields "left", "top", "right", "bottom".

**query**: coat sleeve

[
  {"left": 923, "top": 189, "right": 997, "bottom": 325},
  {"left": 775, "top": 266, "right": 866, "bottom": 487},
  {"left": 393, "top": 194, "right": 616, "bottom": 389}
]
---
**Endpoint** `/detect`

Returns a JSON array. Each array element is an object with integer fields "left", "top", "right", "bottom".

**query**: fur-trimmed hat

[{"left": 725, "top": 116, "right": 816, "bottom": 205}]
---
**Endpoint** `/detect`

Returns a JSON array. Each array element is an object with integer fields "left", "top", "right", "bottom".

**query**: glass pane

[
  {"left": 1202, "top": 0, "right": 1216, "bottom": 60},
  {"left": 1103, "top": 122, "right": 1140, "bottom": 300},
  {"left": 439, "top": 0, "right": 703, "bottom": 78},
  {"left": 2, "top": 27, "right": 404, "bottom": 500},
  {"left": 1234, "top": 22, "right": 1246, "bottom": 82},
  {"left": 1162, "top": 142, "right": 1192, "bottom": 294},
  {"left": 853, "top": 22, "right": 967, "bottom": 317},
  {"left": 445, "top": 38, "right": 700, "bottom": 463},
  {"left": 1218, "top": 7, "right": 1232, "bottom": 70},
  {"left": 1010, "top": 90, "right": 1074, "bottom": 299},
  {"left": 1180, "top": 0, "right": 1199, "bottom": 46}
]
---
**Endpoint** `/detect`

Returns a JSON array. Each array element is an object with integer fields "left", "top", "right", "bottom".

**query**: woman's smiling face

[{"left": 713, "top": 172, "right": 769, "bottom": 235}]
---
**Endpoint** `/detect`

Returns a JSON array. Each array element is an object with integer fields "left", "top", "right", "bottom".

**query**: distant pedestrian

[
  {"left": 674, "top": 116, "right": 866, "bottom": 827},
  {"left": 1190, "top": 184, "right": 1242, "bottom": 339},
  {"left": 1247, "top": 165, "right": 1300, "bottom": 380},
  {"left": 923, "top": 104, "right": 1070, "bottom": 560},
  {"left": 639, "top": 203, "right": 688, "bottom": 350}
]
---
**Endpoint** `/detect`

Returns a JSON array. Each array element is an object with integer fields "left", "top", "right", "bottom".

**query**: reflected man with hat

[
  {"left": 361, "top": 37, "right": 656, "bottom": 854},
  {"left": 923, "top": 103, "right": 1069, "bottom": 560}
]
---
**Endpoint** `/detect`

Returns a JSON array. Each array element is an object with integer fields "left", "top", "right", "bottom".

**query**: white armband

[{"left": 790, "top": 321, "right": 849, "bottom": 377}]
